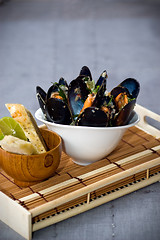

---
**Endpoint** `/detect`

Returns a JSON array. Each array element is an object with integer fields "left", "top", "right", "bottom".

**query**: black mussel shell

[
  {"left": 119, "top": 78, "right": 140, "bottom": 99},
  {"left": 110, "top": 86, "right": 130, "bottom": 99},
  {"left": 45, "top": 98, "right": 72, "bottom": 125},
  {"left": 92, "top": 70, "right": 108, "bottom": 107},
  {"left": 92, "top": 86, "right": 107, "bottom": 108},
  {"left": 95, "top": 70, "right": 107, "bottom": 89},
  {"left": 36, "top": 86, "right": 46, "bottom": 115},
  {"left": 58, "top": 77, "right": 68, "bottom": 88},
  {"left": 46, "top": 83, "right": 59, "bottom": 100},
  {"left": 68, "top": 76, "right": 89, "bottom": 117},
  {"left": 113, "top": 99, "right": 136, "bottom": 126},
  {"left": 46, "top": 78, "right": 68, "bottom": 101},
  {"left": 76, "top": 107, "right": 108, "bottom": 127},
  {"left": 79, "top": 66, "right": 92, "bottom": 80}
]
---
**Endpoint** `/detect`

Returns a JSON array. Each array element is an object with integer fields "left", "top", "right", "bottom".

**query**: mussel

[
  {"left": 68, "top": 76, "right": 89, "bottom": 117},
  {"left": 76, "top": 107, "right": 108, "bottom": 127},
  {"left": 36, "top": 77, "right": 71, "bottom": 125},
  {"left": 110, "top": 78, "right": 140, "bottom": 126},
  {"left": 36, "top": 86, "right": 47, "bottom": 115},
  {"left": 79, "top": 66, "right": 92, "bottom": 80},
  {"left": 36, "top": 66, "right": 140, "bottom": 127},
  {"left": 119, "top": 78, "right": 140, "bottom": 99},
  {"left": 46, "top": 77, "right": 68, "bottom": 101},
  {"left": 45, "top": 98, "right": 72, "bottom": 125}
]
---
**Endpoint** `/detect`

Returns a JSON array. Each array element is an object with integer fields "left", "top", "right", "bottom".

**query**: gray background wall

[{"left": 0, "top": 0, "right": 160, "bottom": 239}]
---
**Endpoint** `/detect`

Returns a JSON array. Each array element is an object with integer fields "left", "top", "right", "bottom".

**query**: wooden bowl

[{"left": 0, "top": 128, "right": 62, "bottom": 187}]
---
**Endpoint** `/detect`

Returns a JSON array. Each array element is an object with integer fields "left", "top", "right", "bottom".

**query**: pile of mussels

[{"left": 36, "top": 66, "right": 140, "bottom": 127}]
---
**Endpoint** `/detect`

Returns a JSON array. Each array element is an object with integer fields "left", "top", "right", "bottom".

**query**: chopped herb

[
  {"left": 93, "top": 85, "right": 100, "bottom": 94},
  {"left": 128, "top": 97, "right": 135, "bottom": 102},
  {"left": 107, "top": 95, "right": 114, "bottom": 107},
  {"left": 57, "top": 85, "right": 67, "bottom": 103}
]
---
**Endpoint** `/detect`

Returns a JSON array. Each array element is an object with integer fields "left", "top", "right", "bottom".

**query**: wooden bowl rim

[{"left": 0, "top": 128, "right": 62, "bottom": 158}]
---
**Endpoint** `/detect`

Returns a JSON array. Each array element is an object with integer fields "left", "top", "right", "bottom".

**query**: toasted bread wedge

[{"left": 5, "top": 104, "right": 47, "bottom": 154}]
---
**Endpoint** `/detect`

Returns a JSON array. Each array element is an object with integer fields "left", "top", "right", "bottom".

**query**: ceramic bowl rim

[{"left": 35, "top": 108, "right": 140, "bottom": 131}]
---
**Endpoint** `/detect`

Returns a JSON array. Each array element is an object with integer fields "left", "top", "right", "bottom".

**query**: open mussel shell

[
  {"left": 92, "top": 88, "right": 109, "bottom": 109},
  {"left": 46, "top": 84, "right": 59, "bottom": 100},
  {"left": 46, "top": 77, "right": 68, "bottom": 100},
  {"left": 119, "top": 78, "right": 140, "bottom": 99},
  {"left": 79, "top": 66, "right": 92, "bottom": 80},
  {"left": 68, "top": 76, "right": 89, "bottom": 116},
  {"left": 110, "top": 86, "right": 130, "bottom": 99},
  {"left": 92, "top": 70, "right": 108, "bottom": 107},
  {"left": 95, "top": 70, "right": 107, "bottom": 89},
  {"left": 45, "top": 98, "right": 72, "bottom": 125},
  {"left": 114, "top": 99, "right": 136, "bottom": 126},
  {"left": 36, "top": 86, "right": 47, "bottom": 115},
  {"left": 76, "top": 107, "right": 108, "bottom": 127},
  {"left": 58, "top": 77, "right": 68, "bottom": 88}
]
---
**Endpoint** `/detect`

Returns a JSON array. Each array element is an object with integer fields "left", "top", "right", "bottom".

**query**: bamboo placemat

[{"left": 0, "top": 125, "right": 160, "bottom": 225}]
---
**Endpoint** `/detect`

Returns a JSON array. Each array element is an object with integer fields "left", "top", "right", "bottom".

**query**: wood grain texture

[{"left": 0, "top": 128, "right": 62, "bottom": 187}]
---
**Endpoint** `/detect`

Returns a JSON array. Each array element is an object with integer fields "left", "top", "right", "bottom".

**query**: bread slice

[
  {"left": 5, "top": 104, "right": 47, "bottom": 154},
  {"left": 0, "top": 135, "right": 38, "bottom": 155}
]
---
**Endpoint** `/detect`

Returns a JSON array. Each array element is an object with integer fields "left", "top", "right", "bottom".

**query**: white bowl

[{"left": 35, "top": 108, "right": 139, "bottom": 166}]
